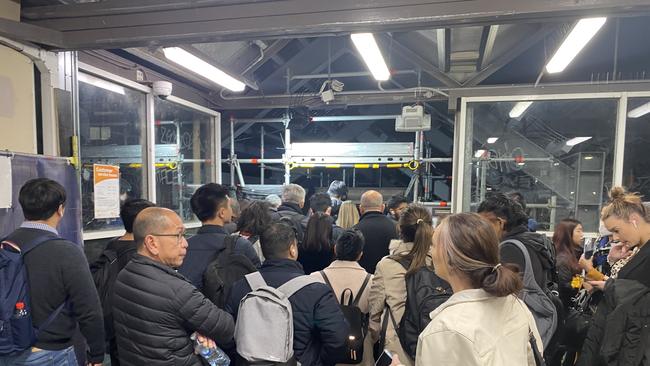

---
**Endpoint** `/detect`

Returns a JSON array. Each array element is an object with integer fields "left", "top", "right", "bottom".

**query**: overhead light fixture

[
  {"left": 628, "top": 101, "right": 650, "bottom": 118},
  {"left": 163, "top": 47, "right": 246, "bottom": 92},
  {"left": 545, "top": 17, "right": 607, "bottom": 74},
  {"left": 487, "top": 137, "right": 499, "bottom": 144},
  {"left": 350, "top": 33, "right": 390, "bottom": 81},
  {"left": 566, "top": 137, "right": 592, "bottom": 146},
  {"left": 475, "top": 149, "right": 487, "bottom": 158},
  {"left": 509, "top": 101, "right": 533, "bottom": 118},
  {"left": 78, "top": 73, "right": 125, "bottom": 95}
]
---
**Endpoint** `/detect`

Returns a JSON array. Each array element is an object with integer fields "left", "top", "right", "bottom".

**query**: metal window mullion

[
  {"left": 214, "top": 114, "right": 221, "bottom": 184},
  {"left": 613, "top": 94, "right": 628, "bottom": 187},
  {"left": 145, "top": 93, "right": 157, "bottom": 203}
]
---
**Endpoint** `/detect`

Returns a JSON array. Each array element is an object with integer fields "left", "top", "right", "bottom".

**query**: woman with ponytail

[
  {"left": 368, "top": 205, "right": 435, "bottom": 366},
  {"left": 414, "top": 212, "right": 543, "bottom": 366}
]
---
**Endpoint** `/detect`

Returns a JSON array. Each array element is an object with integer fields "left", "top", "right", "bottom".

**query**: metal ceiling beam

[
  {"left": 19, "top": 0, "right": 650, "bottom": 50},
  {"left": 435, "top": 29, "right": 447, "bottom": 72},
  {"left": 0, "top": 17, "right": 65, "bottom": 49},
  {"left": 219, "top": 90, "right": 446, "bottom": 110},
  {"left": 476, "top": 25, "right": 499, "bottom": 70},
  {"left": 383, "top": 35, "right": 461, "bottom": 88},
  {"left": 463, "top": 24, "right": 559, "bottom": 87}
]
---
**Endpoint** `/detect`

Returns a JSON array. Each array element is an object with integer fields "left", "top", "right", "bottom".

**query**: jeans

[{"left": 0, "top": 346, "right": 78, "bottom": 366}]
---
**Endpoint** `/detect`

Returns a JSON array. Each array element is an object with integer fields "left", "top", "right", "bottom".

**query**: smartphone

[
  {"left": 584, "top": 238, "right": 595, "bottom": 260},
  {"left": 375, "top": 350, "right": 394, "bottom": 366}
]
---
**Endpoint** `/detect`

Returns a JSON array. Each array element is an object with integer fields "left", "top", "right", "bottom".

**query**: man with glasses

[{"left": 112, "top": 207, "right": 234, "bottom": 365}]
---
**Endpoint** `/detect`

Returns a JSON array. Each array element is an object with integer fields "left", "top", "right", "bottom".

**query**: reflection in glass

[
  {"left": 624, "top": 97, "right": 650, "bottom": 199},
  {"left": 155, "top": 99, "right": 214, "bottom": 222},
  {"left": 79, "top": 73, "right": 147, "bottom": 232},
  {"left": 465, "top": 99, "right": 617, "bottom": 232}
]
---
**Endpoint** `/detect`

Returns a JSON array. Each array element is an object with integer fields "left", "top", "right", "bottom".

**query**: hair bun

[{"left": 609, "top": 186, "right": 627, "bottom": 200}]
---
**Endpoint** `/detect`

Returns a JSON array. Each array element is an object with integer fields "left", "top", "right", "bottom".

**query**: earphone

[{"left": 633, "top": 220, "right": 638, "bottom": 229}]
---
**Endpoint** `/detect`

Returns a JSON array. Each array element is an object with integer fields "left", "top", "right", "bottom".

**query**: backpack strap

[
  {"left": 245, "top": 272, "right": 267, "bottom": 291},
  {"left": 36, "top": 300, "right": 67, "bottom": 335},
  {"left": 352, "top": 274, "right": 372, "bottom": 307},
  {"left": 3, "top": 234, "right": 59, "bottom": 256},
  {"left": 223, "top": 234, "right": 239, "bottom": 255},
  {"left": 500, "top": 239, "right": 535, "bottom": 282},
  {"left": 277, "top": 275, "right": 321, "bottom": 299},
  {"left": 319, "top": 271, "right": 333, "bottom": 288}
]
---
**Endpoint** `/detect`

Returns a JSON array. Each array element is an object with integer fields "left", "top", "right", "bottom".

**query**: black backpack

[
  {"left": 391, "top": 256, "right": 452, "bottom": 360},
  {"left": 320, "top": 271, "right": 371, "bottom": 364},
  {"left": 202, "top": 234, "right": 257, "bottom": 308},
  {"left": 91, "top": 243, "right": 136, "bottom": 341}
]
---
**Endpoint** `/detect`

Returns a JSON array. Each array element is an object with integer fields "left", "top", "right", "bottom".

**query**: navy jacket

[
  {"left": 226, "top": 259, "right": 349, "bottom": 366},
  {"left": 178, "top": 225, "right": 261, "bottom": 290},
  {"left": 354, "top": 211, "right": 399, "bottom": 274}
]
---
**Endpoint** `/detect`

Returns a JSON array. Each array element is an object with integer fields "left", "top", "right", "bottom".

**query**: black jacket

[
  {"left": 556, "top": 249, "right": 582, "bottom": 309},
  {"left": 275, "top": 202, "right": 308, "bottom": 223},
  {"left": 578, "top": 279, "right": 650, "bottom": 366},
  {"left": 225, "top": 259, "right": 349, "bottom": 366},
  {"left": 354, "top": 211, "right": 399, "bottom": 274},
  {"left": 6, "top": 228, "right": 105, "bottom": 362},
  {"left": 500, "top": 226, "right": 556, "bottom": 290},
  {"left": 178, "top": 225, "right": 261, "bottom": 290},
  {"left": 113, "top": 254, "right": 235, "bottom": 366},
  {"left": 89, "top": 238, "right": 137, "bottom": 341}
]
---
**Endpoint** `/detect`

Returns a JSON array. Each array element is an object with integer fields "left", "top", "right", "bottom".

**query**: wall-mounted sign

[{"left": 93, "top": 164, "right": 120, "bottom": 219}]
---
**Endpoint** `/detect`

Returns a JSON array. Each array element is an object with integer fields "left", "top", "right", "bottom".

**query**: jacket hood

[
  {"left": 505, "top": 228, "right": 555, "bottom": 270},
  {"left": 278, "top": 202, "right": 304, "bottom": 215}
]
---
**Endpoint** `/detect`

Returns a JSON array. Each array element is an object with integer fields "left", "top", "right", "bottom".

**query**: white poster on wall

[
  {"left": 93, "top": 164, "right": 120, "bottom": 219},
  {"left": 0, "top": 156, "right": 11, "bottom": 208}
]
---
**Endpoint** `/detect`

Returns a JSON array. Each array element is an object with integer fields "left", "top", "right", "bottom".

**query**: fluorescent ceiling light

[
  {"left": 509, "top": 101, "right": 533, "bottom": 118},
  {"left": 350, "top": 33, "right": 390, "bottom": 81},
  {"left": 475, "top": 149, "right": 487, "bottom": 158},
  {"left": 487, "top": 137, "right": 499, "bottom": 144},
  {"left": 163, "top": 47, "right": 246, "bottom": 92},
  {"left": 545, "top": 17, "right": 607, "bottom": 73},
  {"left": 78, "top": 73, "right": 125, "bottom": 95},
  {"left": 566, "top": 137, "right": 592, "bottom": 146},
  {"left": 628, "top": 101, "right": 650, "bottom": 118}
]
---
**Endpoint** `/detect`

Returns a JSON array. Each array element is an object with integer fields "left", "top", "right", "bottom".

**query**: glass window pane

[
  {"left": 623, "top": 97, "right": 650, "bottom": 198},
  {"left": 465, "top": 99, "right": 617, "bottom": 232},
  {"left": 154, "top": 99, "right": 214, "bottom": 222},
  {"left": 79, "top": 73, "right": 147, "bottom": 232}
]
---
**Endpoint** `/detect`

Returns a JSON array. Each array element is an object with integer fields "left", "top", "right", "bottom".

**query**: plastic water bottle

[
  {"left": 14, "top": 302, "right": 28, "bottom": 318},
  {"left": 190, "top": 333, "right": 230, "bottom": 366}
]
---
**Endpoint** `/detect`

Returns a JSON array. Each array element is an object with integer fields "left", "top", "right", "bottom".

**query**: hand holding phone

[{"left": 375, "top": 350, "right": 394, "bottom": 366}]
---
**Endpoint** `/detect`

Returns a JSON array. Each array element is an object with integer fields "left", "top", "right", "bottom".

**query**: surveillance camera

[{"left": 152, "top": 81, "right": 172, "bottom": 99}]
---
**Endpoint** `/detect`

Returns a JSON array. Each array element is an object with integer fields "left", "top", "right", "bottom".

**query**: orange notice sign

[{"left": 93, "top": 164, "right": 120, "bottom": 219}]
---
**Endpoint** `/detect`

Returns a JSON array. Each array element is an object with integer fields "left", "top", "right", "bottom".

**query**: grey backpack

[
  {"left": 500, "top": 239, "right": 558, "bottom": 348},
  {"left": 235, "top": 272, "right": 322, "bottom": 364}
]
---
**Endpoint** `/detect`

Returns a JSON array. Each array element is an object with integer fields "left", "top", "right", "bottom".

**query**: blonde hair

[
  {"left": 601, "top": 187, "right": 646, "bottom": 222},
  {"left": 336, "top": 201, "right": 360, "bottom": 229}
]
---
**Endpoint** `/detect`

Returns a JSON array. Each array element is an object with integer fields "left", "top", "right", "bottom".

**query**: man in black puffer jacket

[
  {"left": 113, "top": 207, "right": 235, "bottom": 366},
  {"left": 226, "top": 222, "right": 348, "bottom": 366}
]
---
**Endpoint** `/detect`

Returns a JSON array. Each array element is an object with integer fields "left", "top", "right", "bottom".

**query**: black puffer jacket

[
  {"left": 578, "top": 279, "right": 650, "bottom": 366},
  {"left": 113, "top": 254, "right": 235, "bottom": 366}
]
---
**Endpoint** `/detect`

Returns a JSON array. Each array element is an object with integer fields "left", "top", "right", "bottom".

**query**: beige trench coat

[{"left": 416, "top": 289, "right": 544, "bottom": 366}]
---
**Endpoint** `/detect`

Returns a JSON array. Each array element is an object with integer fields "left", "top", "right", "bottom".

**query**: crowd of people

[{"left": 1, "top": 178, "right": 648, "bottom": 366}]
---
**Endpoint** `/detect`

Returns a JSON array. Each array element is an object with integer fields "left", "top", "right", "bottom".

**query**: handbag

[
  {"left": 373, "top": 304, "right": 398, "bottom": 360},
  {"left": 562, "top": 289, "right": 594, "bottom": 349}
]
